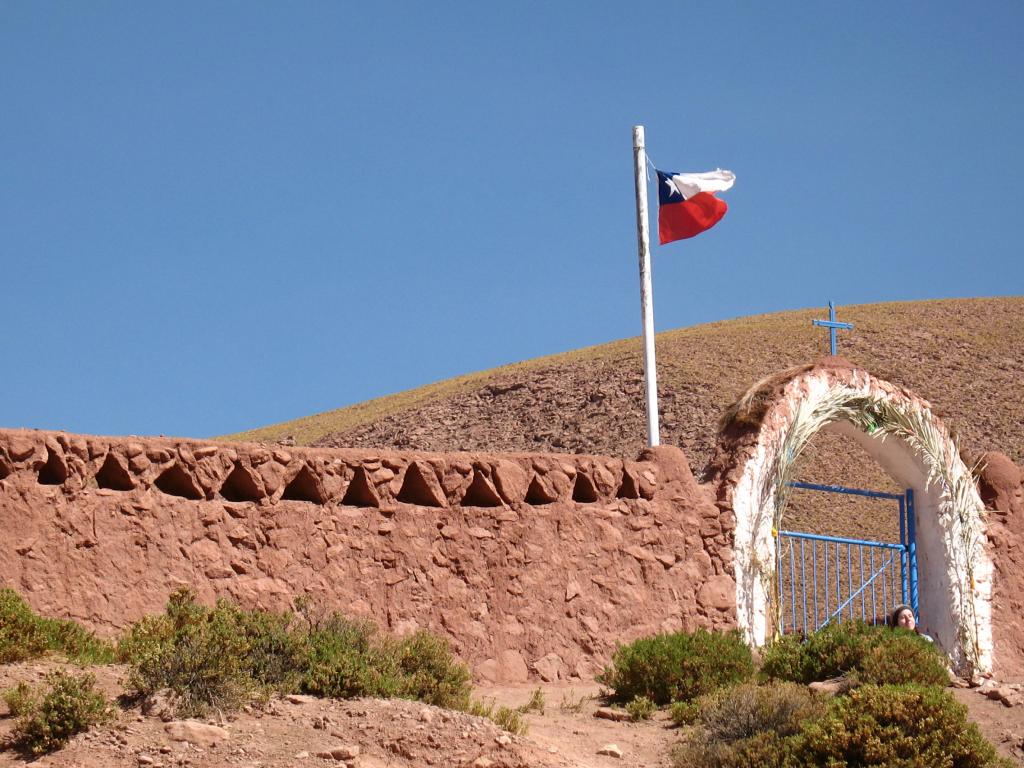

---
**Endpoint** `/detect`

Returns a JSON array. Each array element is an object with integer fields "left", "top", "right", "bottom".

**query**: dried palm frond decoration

[{"left": 760, "top": 382, "right": 986, "bottom": 672}]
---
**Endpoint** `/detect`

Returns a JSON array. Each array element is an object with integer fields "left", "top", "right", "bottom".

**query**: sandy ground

[{"left": 0, "top": 662, "right": 1021, "bottom": 767}]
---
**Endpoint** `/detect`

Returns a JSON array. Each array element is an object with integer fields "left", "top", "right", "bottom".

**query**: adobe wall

[
  {"left": 0, "top": 429, "right": 736, "bottom": 682},
  {"left": 978, "top": 452, "right": 1024, "bottom": 678}
]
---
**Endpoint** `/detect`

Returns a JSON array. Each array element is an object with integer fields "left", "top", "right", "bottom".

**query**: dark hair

[{"left": 889, "top": 604, "right": 914, "bottom": 628}]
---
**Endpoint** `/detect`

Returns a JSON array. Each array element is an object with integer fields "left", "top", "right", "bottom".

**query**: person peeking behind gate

[{"left": 890, "top": 604, "right": 933, "bottom": 642}]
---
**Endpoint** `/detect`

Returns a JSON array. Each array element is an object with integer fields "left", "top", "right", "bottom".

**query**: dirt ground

[{"left": 1, "top": 662, "right": 1023, "bottom": 768}]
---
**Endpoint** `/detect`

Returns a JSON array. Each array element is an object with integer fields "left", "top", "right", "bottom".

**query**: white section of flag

[{"left": 664, "top": 169, "right": 736, "bottom": 199}]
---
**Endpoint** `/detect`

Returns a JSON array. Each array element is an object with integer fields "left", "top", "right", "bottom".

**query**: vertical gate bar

[
  {"left": 777, "top": 535, "right": 784, "bottom": 634},
  {"left": 889, "top": 557, "right": 895, "bottom": 615},
  {"left": 847, "top": 543, "right": 853, "bottom": 619},
  {"left": 899, "top": 496, "right": 906, "bottom": 548},
  {"left": 800, "top": 539, "right": 807, "bottom": 634},
  {"left": 900, "top": 495, "right": 908, "bottom": 607},
  {"left": 790, "top": 538, "right": 797, "bottom": 633},
  {"left": 836, "top": 542, "right": 841, "bottom": 620},
  {"left": 892, "top": 557, "right": 898, "bottom": 614},
  {"left": 881, "top": 554, "right": 888, "bottom": 618},
  {"left": 895, "top": 556, "right": 901, "bottom": 615},
  {"left": 823, "top": 540, "right": 830, "bottom": 624},
  {"left": 907, "top": 489, "right": 919, "bottom": 617},
  {"left": 859, "top": 545, "right": 865, "bottom": 621},
  {"left": 870, "top": 548, "right": 876, "bottom": 624},
  {"left": 812, "top": 540, "right": 819, "bottom": 631}
]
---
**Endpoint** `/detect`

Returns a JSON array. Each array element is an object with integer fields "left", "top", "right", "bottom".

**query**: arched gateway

[{"left": 709, "top": 359, "right": 993, "bottom": 675}]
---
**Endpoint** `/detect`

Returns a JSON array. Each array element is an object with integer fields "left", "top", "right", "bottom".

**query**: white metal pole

[{"left": 633, "top": 125, "right": 660, "bottom": 447}]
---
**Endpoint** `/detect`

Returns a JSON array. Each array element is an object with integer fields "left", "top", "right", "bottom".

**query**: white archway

[{"left": 720, "top": 363, "right": 993, "bottom": 675}]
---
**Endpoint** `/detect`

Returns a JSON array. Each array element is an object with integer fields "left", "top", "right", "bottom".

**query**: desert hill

[
  {"left": 227, "top": 297, "right": 1022, "bottom": 465},
  {"left": 227, "top": 297, "right": 1022, "bottom": 541}
]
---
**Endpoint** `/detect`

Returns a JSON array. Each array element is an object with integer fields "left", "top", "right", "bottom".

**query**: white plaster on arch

[{"left": 727, "top": 366, "right": 993, "bottom": 674}]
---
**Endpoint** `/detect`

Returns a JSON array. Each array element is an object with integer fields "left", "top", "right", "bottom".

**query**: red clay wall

[
  {"left": 0, "top": 429, "right": 736, "bottom": 682},
  {"left": 978, "top": 452, "right": 1024, "bottom": 678}
]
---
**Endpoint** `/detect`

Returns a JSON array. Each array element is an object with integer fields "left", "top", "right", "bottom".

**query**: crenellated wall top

[{"left": 0, "top": 428, "right": 688, "bottom": 511}]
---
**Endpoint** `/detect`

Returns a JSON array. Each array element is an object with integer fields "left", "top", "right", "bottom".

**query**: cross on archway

[{"left": 812, "top": 301, "right": 854, "bottom": 356}]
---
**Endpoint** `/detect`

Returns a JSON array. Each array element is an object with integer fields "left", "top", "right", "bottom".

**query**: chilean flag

[{"left": 656, "top": 168, "right": 735, "bottom": 245}]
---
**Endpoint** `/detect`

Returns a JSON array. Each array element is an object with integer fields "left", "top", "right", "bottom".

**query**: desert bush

[
  {"left": 760, "top": 620, "right": 947, "bottom": 686},
  {"left": 599, "top": 629, "right": 753, "bottom": 705},
  {"left": 760, "top": 620, "right": 874, "bottom": 683},
  {"left": 0, "top": 588, "right": 48, "bottom": 662},
  {"left": 672, "top": 684, "right": 1009, "bottom": 768},
  {"left": 234, "top": 607, "right": 307, "bottom": 694},
  {"left": 122, "top": 589, "right": 261, "bottom": 716},
  {"left": 0, "top": 588, "right": 113, "bottom": 665},
  {"left": 301, "top": 613, "right": 397, "bottom": 700},
  {"left": 559, "top": 689, "right": 589, "bottom": 713},
  {"left": 855, "top": 632, "right": 949, "bottom": 686},
  {"left": 122, "top": 590, "right": 472, "bottom": 716},
  {"left": 466, "top": 698, "right": 529, "bottom": 735},
  {"left": 301, "top": 615, "right": 471, "bottom": 709},
  {"left": 800, "top": 684, "right": 1007, "bottom": 767},
  {"left": 518, "top": 687, "right": 545, "bottom": 714},
  {"left": 668, "top": 698, "right": 701, "bottom": 727},
  {"left": 9, "top": 671, "right": 112, "bottom": 755},
  {"left": 625, "top": 695, "right": 656, "bottom": 721},
  {"left": 671, "top": 730, "right": 796, "bottom": 768},
  {"left": 756, "top": 633, "right": 805, "bottom": 682},
  {"left": 697, "top": 681, "right": 822, "bottom": 745},
  {"left": 491, "top": 705, "right": 527, "bottom": 736},
  {"left": 389, "top": 630, "right": 471, "bottom": 709},
  {"left": 673, "top": 681, "right": 821, "bottom": 766},
  {"left": 4, "top": 681, "right": 40, "bottom": 717}
]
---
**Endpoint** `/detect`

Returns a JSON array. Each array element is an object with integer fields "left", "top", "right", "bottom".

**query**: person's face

[{"left": 897, "top": 609, "right": 916, "bottom": 630}]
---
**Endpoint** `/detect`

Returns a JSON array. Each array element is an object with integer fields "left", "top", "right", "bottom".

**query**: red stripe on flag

[{"left": 658, "top": 192, "right": 728, "bottom": 245}]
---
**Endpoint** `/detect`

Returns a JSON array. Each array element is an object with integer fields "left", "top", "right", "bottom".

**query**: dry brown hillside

[{"left": 228, "top": 297, "right": 1022, "bottom": 540}]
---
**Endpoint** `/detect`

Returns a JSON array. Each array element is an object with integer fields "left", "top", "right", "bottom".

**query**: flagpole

[{"left": 632, "top": 125, "right": 660, "bottom": 447}]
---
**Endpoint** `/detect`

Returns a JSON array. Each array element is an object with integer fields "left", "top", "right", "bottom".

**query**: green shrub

[
  {"left": 671, "top": 731, "right": 796, "bottom": 768},
  {"left": 122, "top": 589, "right": 472, "bottom": 717},
  {"left": 234, "top": 607, "right": 307, "bottom": 694},
  {"left": 116, "top": 614, "right": 173, "bottom": 665},
  {"left": 673, "top": 682, "right": 821, "bottom": 766},
  {"left": 760, "top": 620, "right": 875, "bottom": 684},
  {"left": 10, "top": 671, "right": 112, "bottom": 755},
  {"left": 0, "top": 588, "right": 113, "bottom": 665},
  {"left": 301, "top": 615, "right": 471, "bottom": 709},
  {"left": 302, "top": 614, "right": 397, "bottom": 700},
  {"left": 0, "top": 588, "right": 49, "bottom": 663},
  {"left": 390, "top": 630, "right": 471, "bottom": 709},
  {"left": 625, "top": 695, "right": 656, "bottom": 721},
  {"left": 760, "top": 620, "right": 948, "bottom": 687},
  {"left": 800, "top": 684, "right": 1007, "bottom": 767},
  {"left": 697, "top": 681, "right": 822, "bottom": 745},
  {"left": 672, "top": 684, "right": 1010, "bottom": 768},
  {"left": 492, "top": 705, "right": 527, "bottom": 736},
  {"left": 669, "top": 698, "right": 701, "bottom": 727},
  {"left": 122, "top": 589, "right": 259, "bottom": 716},
  {"left": 855, "top": 632, "right": 950, "bottom": 686},
  {"left": 559, "top": 689, "right": 589, "bottom": 713},
  {"left": 466, "top": 698, "right": 529, "bottom": 735},
  {"left": 756, "top": 634, "right": 805, "bottom": 683},
  {"left": 4, "top": 681, "right": 40, "bottom": 717},
  {"left": 599, "top": 629, "right": 753, "bottom": 705},
  {"left": 517, "top": 687, "right": 545, "bottom": 715}
]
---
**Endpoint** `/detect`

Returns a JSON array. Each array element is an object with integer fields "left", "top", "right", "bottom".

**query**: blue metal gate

[{"left": 775, "top": 482, "right": 918, "bottom": 635}]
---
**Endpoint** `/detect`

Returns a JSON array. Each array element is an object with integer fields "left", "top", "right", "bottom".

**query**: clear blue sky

[{"left": 3, "top": 2, "right": 1022, "bottom": 438}]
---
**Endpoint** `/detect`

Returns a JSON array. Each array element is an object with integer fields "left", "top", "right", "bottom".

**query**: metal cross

[{"left": 812, "top": 301, "right": 854, "bottom": 356}]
